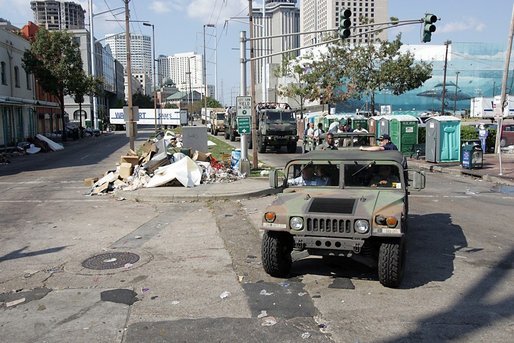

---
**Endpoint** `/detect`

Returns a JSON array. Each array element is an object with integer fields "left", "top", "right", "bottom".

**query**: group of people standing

[{"left": 304, "top": 120, "right": 398, "bottom": 151}]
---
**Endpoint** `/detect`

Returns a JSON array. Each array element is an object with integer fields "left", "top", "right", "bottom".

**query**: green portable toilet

[
  {"left": 389, "top": 115, "right": 418, "bottom": 155},
  {"left": 350, "top": 115, "right": 368, "bottom": 130},
  {"left": 425, "top": 116, "right": 461, "bottom": 163}
]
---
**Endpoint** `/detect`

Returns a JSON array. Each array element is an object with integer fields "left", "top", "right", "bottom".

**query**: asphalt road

[{"left": 0, "top": 131, "right": 513, "bottom": 342}]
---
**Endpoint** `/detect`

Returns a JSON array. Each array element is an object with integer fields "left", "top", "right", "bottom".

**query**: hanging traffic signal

[
  {"left": 339, "top": 9, "right": 352, "bottom": 40},
  {"left": 422, "top": 13, "right": 437, "bottom": 43}
]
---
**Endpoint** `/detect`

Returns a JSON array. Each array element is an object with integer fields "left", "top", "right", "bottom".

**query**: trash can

[{"left": 461, "top": 144, "right": 483, "bottom": 169}]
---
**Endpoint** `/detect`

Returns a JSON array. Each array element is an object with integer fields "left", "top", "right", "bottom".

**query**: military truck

[
  {"left": 210, "top": 110, "right": 226, "bottom": 136},
  {"left": 224, "top": 107, "right": 239, "bottom": 141},
  {"left": 261, "top": 149, "right": 426, "bottom": 288},
  {"left": 256, "top": 102, "right": 298, "bottom": 153}
]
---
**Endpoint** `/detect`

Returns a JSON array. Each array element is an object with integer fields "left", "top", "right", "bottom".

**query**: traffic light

[
  {"left": 422, "top": 13, "right": 437, "bottom": 43},
  {"left": 339, "top": 9, "right": 352, "bottom": 39}
]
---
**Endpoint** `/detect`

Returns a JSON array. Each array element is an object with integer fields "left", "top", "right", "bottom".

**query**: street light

[
  {"left": 88, "top": 0, "right": 124, "bottom": 131},
  {"left": 203, "top": 24, "right": 215, "bottom": 124},
  {"left": 143, "top": 22, "right": 157, "bottom": 133}
]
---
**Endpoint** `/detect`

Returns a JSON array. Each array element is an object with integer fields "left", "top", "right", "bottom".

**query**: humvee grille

[
  {"left": 306, "top": 218, "right": 352, "bottom": 233},
  {"left": 308, "top": 198, "right": 355, "bottom": 214}
]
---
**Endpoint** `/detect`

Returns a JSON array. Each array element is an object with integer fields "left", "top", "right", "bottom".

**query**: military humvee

[{"left": 261, "top": 149, "right": 425, "bottom": 288}]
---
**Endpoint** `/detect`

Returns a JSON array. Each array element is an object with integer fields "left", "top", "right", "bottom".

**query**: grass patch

[{"left": 208, "top": 135, "right": 238, "bottom": 161}]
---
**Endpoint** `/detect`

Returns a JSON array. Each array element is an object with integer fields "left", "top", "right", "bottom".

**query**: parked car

[{"left": 500, "top": 123, "right": 514, "bottom": 147}]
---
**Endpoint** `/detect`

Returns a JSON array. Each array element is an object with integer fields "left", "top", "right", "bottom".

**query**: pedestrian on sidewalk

[{"left": 478, "top": 124, "right": 488, "bottom": 153}]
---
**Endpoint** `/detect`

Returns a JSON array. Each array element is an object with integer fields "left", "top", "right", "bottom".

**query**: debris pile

[{"left": 88, "top": 130, "right": 245, "bottom": 195}]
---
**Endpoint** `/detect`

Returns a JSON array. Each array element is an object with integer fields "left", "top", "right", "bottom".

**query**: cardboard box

[
  {"left": 120, "top": 155, "right": 140, "bottom": 167},
  {"left": 119, "top": 162, "right": 133, "bottom": 180}
]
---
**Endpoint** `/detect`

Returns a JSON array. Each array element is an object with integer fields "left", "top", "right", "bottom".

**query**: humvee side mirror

[
  {"left": 409, "top": 170, "right": 426, "bottom": 190},
  {"left": 269, "top": 169, "right": 279, "bottom": 188}
]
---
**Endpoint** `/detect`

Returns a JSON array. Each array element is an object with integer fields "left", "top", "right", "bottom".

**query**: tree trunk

[
  {"left": 59, "top": 90, "right": 66, "bottom": 142},
  {"left": 370, "top": 92, "right": 376, "bottom": 116}
]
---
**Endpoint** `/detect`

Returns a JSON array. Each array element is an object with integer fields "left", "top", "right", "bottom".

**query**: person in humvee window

[
  {"left": 288, "top": 164, "right": 330, "bottom": 186},
  {"left": 369, "top": 165, "right": 400, "bottom": 188}
]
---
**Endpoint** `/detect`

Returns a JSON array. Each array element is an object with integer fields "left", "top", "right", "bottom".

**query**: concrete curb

[{"left": 114, "top": 181, "right": 281, "bottom": 203}]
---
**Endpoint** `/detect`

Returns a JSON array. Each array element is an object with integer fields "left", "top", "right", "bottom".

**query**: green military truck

[
  {"left": 256, "top": 102, "right": 298, "bottom": 153},
  {"left": 260, "top": 149, "right": 426, "bottom": 288}
]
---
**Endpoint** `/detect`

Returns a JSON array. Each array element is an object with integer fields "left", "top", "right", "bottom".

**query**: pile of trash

[{"left": 88, "top": 130, "right": 245, "bottom": 195}]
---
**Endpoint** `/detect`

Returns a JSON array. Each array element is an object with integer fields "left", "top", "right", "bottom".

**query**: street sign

[
  {"left": 236, "top": 96, "right": 252, "bottom": 116},
  {"left": 237, "top": 116, "right": 251, "bottom": 135}
]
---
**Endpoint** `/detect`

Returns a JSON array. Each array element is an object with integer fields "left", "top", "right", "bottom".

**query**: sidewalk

[{"left": 407, "top": 152, "right": 514, "bottom": 185}]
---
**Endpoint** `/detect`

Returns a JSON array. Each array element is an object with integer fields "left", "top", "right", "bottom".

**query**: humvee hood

[{"left": 268, "top": 189, "right": 405, "bottom": 216}]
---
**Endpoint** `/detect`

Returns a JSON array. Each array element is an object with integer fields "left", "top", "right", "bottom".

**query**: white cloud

[
  {"left": 149, "top": 0, "right": 187, "bottom": 14},
  {"left": 186, "top": 0, "right": 248, "bottom": 23},
  {"left": 438, "top": 17, "right": 486, "bottom": 34}
]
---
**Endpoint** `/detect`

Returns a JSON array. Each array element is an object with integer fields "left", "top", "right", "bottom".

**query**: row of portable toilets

[{"left": 311, "top": 114, "right": 462, "bottom": 163}]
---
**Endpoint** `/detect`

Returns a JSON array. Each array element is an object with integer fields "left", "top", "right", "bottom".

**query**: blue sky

[{"left": 1, "top": 0, "right": 513, "bottom": 105}]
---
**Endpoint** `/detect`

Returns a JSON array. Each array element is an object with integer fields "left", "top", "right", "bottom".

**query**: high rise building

[
  {"left": 252, "top": 0, "right": 300, "bottom": 102},
  {"left": 157, "top": 52, "right": 205, "bottom": 95},
  {"left": 300, "top": 0, "right": 388, "bottom": 47},
  {"left": 30, "top": 0, "right": 85, "bottom": 31},
  {"left": 104, "top": 32, "right": 152, "bottom": 80}
]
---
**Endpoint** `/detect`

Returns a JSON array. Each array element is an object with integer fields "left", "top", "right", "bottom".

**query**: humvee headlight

[
  {"left": 264, "top": 212, "right": 276, "bottom": 223},
  {"left": 386, "top": 216, "right": 398, "bottom": 228},
  {"left": 289, "top": 217, "right": 304, "bottom": 230},
  {"left": 354, "top": 220, "right": 369, "bottom": 234},
  {"left": 375, "top": 215, "right": 398, "bottom": 228}
]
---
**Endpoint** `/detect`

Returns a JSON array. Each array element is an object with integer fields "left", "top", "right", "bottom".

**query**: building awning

[{"left": 0, "top": 96, "right": 60, "bottom": 108}]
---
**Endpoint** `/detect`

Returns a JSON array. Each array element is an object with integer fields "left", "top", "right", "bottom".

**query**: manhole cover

[{"left": 82, "top": 252, "right": 140, "bottom": 270}]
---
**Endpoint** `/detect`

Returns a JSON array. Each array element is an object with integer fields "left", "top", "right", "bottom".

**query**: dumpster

[
  {"left": 461, "top": 143, "right": 483, "bottom": 169},
  {"left": 389, "top": 115, "right": 418, "bottom": 155},
  {"left": 425, "top": 116, "right": 461, "bottom": 163}
]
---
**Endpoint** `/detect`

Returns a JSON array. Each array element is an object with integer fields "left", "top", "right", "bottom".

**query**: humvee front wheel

[
  {"left": 261, "top": 231, "right": 293, "bottom": 277},
  {"left": 378, "top": 239, "right": 405, "bottom": 288}
]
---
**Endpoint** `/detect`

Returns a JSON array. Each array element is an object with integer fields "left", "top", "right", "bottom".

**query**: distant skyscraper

[
  {"left": 300, "top": 0, "right": 388, "bottom": 47},
  {"left": 157, "top": 52, "right": 204, "bottom": 95},
  {"left": 30, "top": 0, "right": 85, "bottom": 31},
  {"left": 252, "top": 1, "right": 300, "bottom": 101},
  {"left": 104, "top": 33, "right": 152, "bottom": 79}
]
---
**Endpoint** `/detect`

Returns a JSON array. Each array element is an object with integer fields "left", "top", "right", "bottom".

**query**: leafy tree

[
  {"left": 132, "top": 92, "right": 153, "bottom": 108},
  {"left": 346, "top": 35, "right": 433, "bottom": 115},
  {"left": 206, "top": 97, "right": 222, "bottom": 108},
  {"left": 164, "top": 103, "right": 178, "bottom": 109},
  {"left": 23, "top": 28, "right": 101, "bottom": 140},
  {"left": 276, "top": 34, "right": 432, "bottom": 116}
]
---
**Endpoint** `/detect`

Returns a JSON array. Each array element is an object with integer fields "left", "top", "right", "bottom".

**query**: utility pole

[
  {"left": 494, "top": 3, "right": 514, "bottom": 175},
  {"left": 441, "top": 40, "right": 451, "bottom": 116},
  {"left": 143, "top": 22, "right": 157, "bottom": 133},
  {"left": 124, "top": 0, "right": 135, "bottom": 151},
  {"left": 249, "top": 0, "right": 258, "bottom": 168},
  {"left": 88, "top": 0, "right": 97, "bottom": 130}
]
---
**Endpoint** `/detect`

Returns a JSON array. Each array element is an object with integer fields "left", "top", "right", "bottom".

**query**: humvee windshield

[
  {"left": 216, "top": 113, "right": 224, "bottom": 120},
  {"left": 285, "top": 161, "right": 401, "bottom": 189}
]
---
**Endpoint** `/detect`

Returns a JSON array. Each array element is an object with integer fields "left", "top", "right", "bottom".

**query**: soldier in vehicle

[
  {"left": 369, "top": 165, "right": 400, "bottom": 187},
  {"left": 360, "top": 134, "right": 398, "bottom": 151},
  {"left": 288, "top": 164, "right": 329, "bottom": 186}
]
